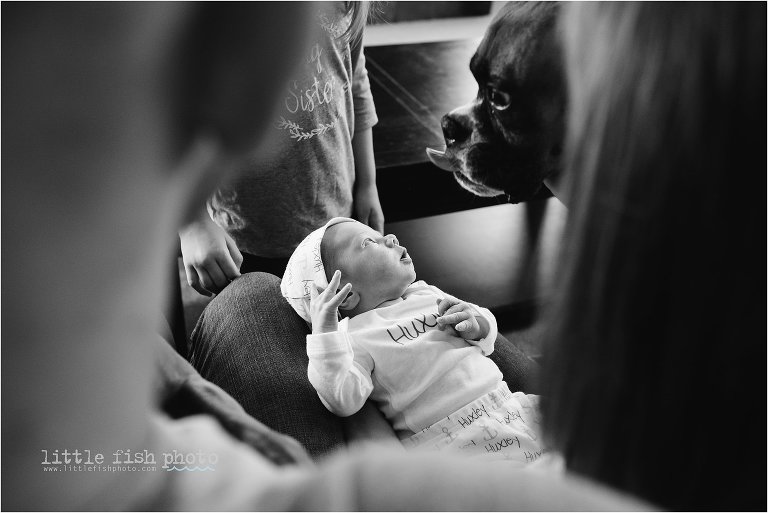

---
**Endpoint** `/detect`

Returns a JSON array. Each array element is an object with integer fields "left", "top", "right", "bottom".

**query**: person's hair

[
  {"left": 321, "top": 231, "right": 340, "bottom": 285},
  {"left": 321, "top": 221, "right": 355, "bottom": 284},
  {"left": 541, "top": 3, "right": 765, "bottom": 510},
  {"left": 342, "top": 1, "right": 373, "bottom": 47}
]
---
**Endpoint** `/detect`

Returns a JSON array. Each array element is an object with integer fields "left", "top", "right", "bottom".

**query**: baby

[{"left": 281, "top": 217, "right": 544, "bottom": 463}]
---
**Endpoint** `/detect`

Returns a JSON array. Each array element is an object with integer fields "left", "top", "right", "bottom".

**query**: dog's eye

[{"left": 486, "top": 87, "right": 511, "bottom": 111}]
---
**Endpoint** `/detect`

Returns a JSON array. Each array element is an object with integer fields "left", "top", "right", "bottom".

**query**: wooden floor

[{"left": 177, "top": 197, "right": 567, "bottom": 358}]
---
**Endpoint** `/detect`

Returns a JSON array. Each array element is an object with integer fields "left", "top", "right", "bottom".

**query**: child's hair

[
  {"left": 320, "top": 221, "right": 352, "bottom": 283},
  {"left": 341, "top": 1, "right": 373, "bottom": 47},
  {"left": 320, "top": 233, "right": 337, "bottom": 284},
  {"left": 541, "top": 2, "right": 765, "bottom": 510}
]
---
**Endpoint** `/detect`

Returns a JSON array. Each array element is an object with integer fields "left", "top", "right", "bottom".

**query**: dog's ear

[{"left": 339, "top": 288, "right": 360, "bottom": 312}]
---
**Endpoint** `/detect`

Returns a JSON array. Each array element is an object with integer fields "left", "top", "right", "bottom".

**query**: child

[
  {"left": 281, "top": 217, "right": 545, "bottom": 464},
  {"left": 180, "top": 2, "right": 383, "bottom": 295}
]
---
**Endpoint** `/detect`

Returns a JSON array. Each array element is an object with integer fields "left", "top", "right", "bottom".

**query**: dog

[{"left": 427, "top": 2, "right": 565, "bottom": 203}]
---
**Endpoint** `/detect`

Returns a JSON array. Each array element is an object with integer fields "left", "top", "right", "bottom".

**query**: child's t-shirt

[
  {"left": 208, "top": 3, "right": 378, "bottom": 258},
  {"left": 306, "top": 281, "right": 502, "bottom": 437}
]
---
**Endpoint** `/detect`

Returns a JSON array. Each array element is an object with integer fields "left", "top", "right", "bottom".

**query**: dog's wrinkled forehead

[{"left": 472, "top": 2, "right": 561, "bottom": 87}]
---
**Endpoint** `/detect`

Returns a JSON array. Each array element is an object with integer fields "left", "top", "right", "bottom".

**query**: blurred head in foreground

[
  {"left": 542, "top": 3, "right": 765, "bottom": 510},
  {"left": 1, "top": 3, "right": 313, "bottom": 507}
]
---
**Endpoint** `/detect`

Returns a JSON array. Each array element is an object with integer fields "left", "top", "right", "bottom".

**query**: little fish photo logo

[
  {"left": 40, "top": 449, "right": 158, "bottom": 473},
  {"left": 40, "top": 448, "right": 217, "bottom": 473}
]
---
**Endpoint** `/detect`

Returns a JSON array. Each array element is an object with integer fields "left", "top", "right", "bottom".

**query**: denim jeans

[
  {"left": 190, "top": 273, "right": 345, "bottom": 458},
  {"left": 189, "top": 273, "right": 539, "bottom": 459}
]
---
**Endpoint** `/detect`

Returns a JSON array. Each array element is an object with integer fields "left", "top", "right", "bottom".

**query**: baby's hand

[
  {"left": 309, "top": 270, "right": 352, "bottom": 335},
  {"left": 435, "top": 295, "right": 489, "bottom": 341}
]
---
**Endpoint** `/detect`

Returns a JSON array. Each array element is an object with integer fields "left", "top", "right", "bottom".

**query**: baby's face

[{"left": 323, "top": 221, "right": 416, "bottom": 309}]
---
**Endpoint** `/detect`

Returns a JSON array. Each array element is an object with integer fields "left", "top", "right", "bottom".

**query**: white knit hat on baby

[{"left": 280, "top": 217, "right": 356, "bottom": 324}]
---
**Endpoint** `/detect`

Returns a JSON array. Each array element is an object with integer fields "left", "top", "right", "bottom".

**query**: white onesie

[{"left": 306, "top": 281, "right": 545, "bottom": 463}]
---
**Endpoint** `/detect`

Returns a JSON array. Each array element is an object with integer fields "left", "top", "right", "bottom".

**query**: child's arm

[
  {"left": 306, "top": 270, "right": 374, "bottom": 417},
  {"left": 350, "top": 37, "right": 383, "bottom": 234},
  {"left": 352, "top": 128, "right": 384, "bottom": 234},
  {"left": 307, "top": 331, "right": 374, "bottom": 417}
]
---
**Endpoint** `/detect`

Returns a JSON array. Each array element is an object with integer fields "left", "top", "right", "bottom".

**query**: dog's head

[{"left": 427, "top": 2, "right": 565, "bottom": 202}]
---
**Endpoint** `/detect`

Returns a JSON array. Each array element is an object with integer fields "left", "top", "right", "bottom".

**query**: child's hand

[
  {"left": 436, "top": 295, "right": 490, "bottom": 341},
  {"left": 309, "top": 270, "right": 352, "bottom": 335},
  {"left": 180, "top": 213, "right": 243, "bottom": 297},
  {"left": 354, "top": 183, "right": 385, "bottom": 234}
]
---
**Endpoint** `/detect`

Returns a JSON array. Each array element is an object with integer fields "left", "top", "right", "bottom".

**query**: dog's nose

[
  {"left": 440, "top": 111, "right": 472, "bottom": 147},
  {"left": 441, "top": 106, "right": 474, "bottom": 147}
]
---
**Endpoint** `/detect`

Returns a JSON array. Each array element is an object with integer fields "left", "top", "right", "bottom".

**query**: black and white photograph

[{"left": 2, "top": 1, "right": 766, "bottom": 510}]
